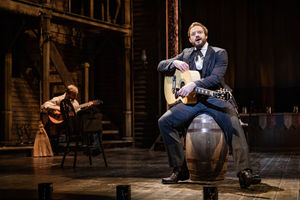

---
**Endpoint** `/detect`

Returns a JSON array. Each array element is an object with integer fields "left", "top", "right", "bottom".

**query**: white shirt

[
  {"left": 195, "top": 42, "right": 208, "bottom": 70},
  {"left": 41, "top": 93, "right": 80, "bottom": 112}
]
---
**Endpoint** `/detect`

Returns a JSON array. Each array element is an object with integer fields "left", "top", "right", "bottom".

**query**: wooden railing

[{"left": 23, "top": 0, "right": 122, "bottom": 24}]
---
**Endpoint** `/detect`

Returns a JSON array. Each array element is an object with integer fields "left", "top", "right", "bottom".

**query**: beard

[{"left": 193, "top": 38, "right": 206, "bottom": 49}]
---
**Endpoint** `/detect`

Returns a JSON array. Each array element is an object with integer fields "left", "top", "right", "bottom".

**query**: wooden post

[
  {"left": 123, "top": 34, "right": 132, "bottom": 141},
  {"left": 68, "top": 0, "right": 71, "bottom": 12},
  {"left": 113, "top": 0, "right": 121, "bottom": 24},
  {"left": 166, "top": 0, "right": 178, "bottom": 107},
  {"left": 82, "top": 62, "right": 90, "bottom": 103},
  {"left": 101, "top": 2, "right": 105, "bottom": 20},
  {"left": 106, "top": 0, "right": 111, "bottom": 22},
  {"left": 124, "top": 0, "right": 131, "bottom": 28},
  {"left": 166, "top": 0, "right": 179, "bottom": 59},
  {"left": 41, "top": 13, "right": 51, "bottom": 102},
  {"left": 2, "top": 52, "right": 13, "bottom": 142},
  {"left": 90, "top": 0, "right": 94, "bottom": 18},
  {"left": 123, "top": 0, "right": 132, "bottom": 141},
  {"left": 150, "top": 0, "right": 179, "bottom": 150}
]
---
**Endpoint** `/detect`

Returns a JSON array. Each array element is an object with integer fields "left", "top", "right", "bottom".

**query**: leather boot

[
  {"left": 237, "top": 168, "right": 261, "bottom": 188},
  {"left": 162, "top": 166, "right": 190, "bottom": 184}
]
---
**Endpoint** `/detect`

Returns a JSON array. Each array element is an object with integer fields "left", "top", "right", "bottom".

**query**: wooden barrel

[{"left": 186, "top": 114, "right": 229, "bottom": 181}]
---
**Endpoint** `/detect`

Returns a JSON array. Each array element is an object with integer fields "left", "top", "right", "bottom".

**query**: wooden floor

[{"left": 0, "top": 147, "right": 299, "bottom": 200}]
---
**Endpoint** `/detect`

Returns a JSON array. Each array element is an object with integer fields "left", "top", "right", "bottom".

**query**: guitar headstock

[{"left": 215, "top": 88, "right": 232, "bottom": 101}]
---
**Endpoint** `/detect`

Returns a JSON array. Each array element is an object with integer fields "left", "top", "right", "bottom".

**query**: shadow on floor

[{"left": 170, "top": 179, "right": 283, "bottom": 196}]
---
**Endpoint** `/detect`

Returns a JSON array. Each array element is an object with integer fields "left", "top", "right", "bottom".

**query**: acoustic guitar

[
  {"left": 48, "top": 100, "right": 102, "bottom": 124},
  {"left": 164, "top": 69, "right": 232, "bottom": 105}
]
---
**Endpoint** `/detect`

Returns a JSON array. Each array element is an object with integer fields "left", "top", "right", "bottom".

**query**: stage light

[
  {"left": 116, "top": 185, "right": 131, "bottom": 200},
  {"left": 203, "top": 185, "right": 218, "bottom": 200},
  {"left": 38, "top": 183, "right": 53, "bottom": 200}
]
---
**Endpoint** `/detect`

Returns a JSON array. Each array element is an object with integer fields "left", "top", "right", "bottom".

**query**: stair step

[
  {"left": 102, "top": 130, "right": 119, "bottom": 135},
  {"left": 0, "top": 145, "right": 33, "bottom": 157}
]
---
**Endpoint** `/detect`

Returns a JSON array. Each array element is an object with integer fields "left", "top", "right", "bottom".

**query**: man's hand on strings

[
  {"left": 177, "top": 82, "right": 196, "bottom": 97},
  {"left": 48, "top": 105, "right": 60, "bottom": 113},
  {"left": 53, "top": 110, "right": 61, "bottom": 115},
  {"left": 173, "top": 60, "right": 189, "bottom": 72}
]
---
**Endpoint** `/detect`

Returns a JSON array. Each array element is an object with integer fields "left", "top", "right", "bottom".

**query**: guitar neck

[
  {"left": 78, "top": 100, "right": 101, "bottom": 109},
  {"left": 79, "top": 102, "right": 89, "bottom": 109},
  {"left": 193, "top": 87, "right": 216, "bottom": 97}
]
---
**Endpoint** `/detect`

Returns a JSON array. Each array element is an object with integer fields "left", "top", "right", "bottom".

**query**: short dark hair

[{"left": 187, "top": 22, "right": 208, "bottom": 37}]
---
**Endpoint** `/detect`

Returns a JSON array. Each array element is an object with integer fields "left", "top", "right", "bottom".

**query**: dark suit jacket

[
  {"left": 158, "top": 45, "right": 241, "bottom": 144},
  {"left": 157, "top": 45, "right": 228, "bottom": 90}
]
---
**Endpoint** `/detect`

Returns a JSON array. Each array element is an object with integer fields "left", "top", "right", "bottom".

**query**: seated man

[
  {"left": 40, "top": 85, "right": 81, "bottom": 153},
  {"left": 157, "top": 22, "right": 261, "bottom": 188},
  {"left": 41, "top": 85, "right": 81, "bottom": 114}
]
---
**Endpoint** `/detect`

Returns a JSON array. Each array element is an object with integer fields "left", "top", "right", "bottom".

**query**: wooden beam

[
  {"left": 42, "top": 13, "right": 51, "bottom": 102},
  {"left": 3, "top": 52, "right": 13, "bottom": 141},
  {"left": 82, "top": 62, "right": 90, "bottom": 103},
  {"left": 123, "top": 34, "right": 132, "bottom": 141},
  {"left": 90, "top": 0, "right": 94, "bottom": 18},
  {"left": 166, "top": 0, "right": 179, "bottom": 59},
  {"left": 68, "top": 0, "right": 71, "bottom": 12},
  {"left": 0, "top": 0, "right": 131, "bottom": 34},
  {"left": 123, "top": 0, "right": 133, "bottom": 141},
  {"left": 124, "top": 0, "right": 131, "bottom": 27},
  {"left": 106, "top": 0, "right": 111, "bottom": 22},
  {"left": 49, "top": 42, "right": 74, "bottom": 87},
  {"left": 112, "top": 0, "right": 121, "bottom": 24}
]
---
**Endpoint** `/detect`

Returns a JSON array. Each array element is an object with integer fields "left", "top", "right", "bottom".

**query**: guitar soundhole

[
  {"left": 180, "top": 81, "right": 185, "bottom": 88},
  {"left": 174, "top": 81, "right": 186, "bottom": 99}
]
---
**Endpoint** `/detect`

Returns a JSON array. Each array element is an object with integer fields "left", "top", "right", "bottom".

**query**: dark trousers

[{"left": 158, "top": 97, "right": 250, "bottom": 173}]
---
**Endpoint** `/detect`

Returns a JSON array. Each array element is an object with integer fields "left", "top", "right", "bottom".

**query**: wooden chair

[
  {"left": 78, "top": 107, "right": 108, "bottom": 168},
  {"left": 60, "top": 99, "right": 108, "bottom": 168}
]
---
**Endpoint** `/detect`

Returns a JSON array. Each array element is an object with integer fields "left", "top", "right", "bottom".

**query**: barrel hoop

[
  {"left": 186, "top": 159, "right": 227, "bottom": 164},
  {"left": 187, "top": 128, "right": 221, "bottom": 133}
]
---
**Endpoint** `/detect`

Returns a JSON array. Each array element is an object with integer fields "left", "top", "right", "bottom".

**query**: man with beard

[{"left": 157, "top": 22, "right": 261, "bottom": 188}]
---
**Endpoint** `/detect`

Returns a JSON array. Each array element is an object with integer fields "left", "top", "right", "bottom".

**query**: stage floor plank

[{"left": 0, "top": 148, "right": 299, "bottom": 199}]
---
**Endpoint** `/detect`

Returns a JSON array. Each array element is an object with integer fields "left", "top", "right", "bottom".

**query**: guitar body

[
  {"left": 164, "top": 69, "right": 232, "bottom": 105},
  {"left": 48, "top": 111, "right": 64, "bottom": 124},
  {"left": 164, "top": 70, "right": 201, "bottom": 105},
  {"left": 47, "top": 100, "right": 102, "bottom": 124}
]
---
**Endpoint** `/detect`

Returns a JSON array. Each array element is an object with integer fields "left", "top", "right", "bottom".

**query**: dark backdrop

[{"left": 181, "top": 0, "right": 300, "bottom": 113}]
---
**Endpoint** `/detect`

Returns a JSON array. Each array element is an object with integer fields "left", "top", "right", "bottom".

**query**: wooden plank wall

[
  {"left": 92, "top": 33, "right": 125, "bottom": 135},
  {"left": 2, "top": 14, "right": 84, "bottom": 144},
  {"left": 132, "top": 0, "right": 163, "bottom": 147},
  {"left": 1, "top": 0, "right": 129, "bottom": 143},
  {"left": 11, "top": 78, "right": 40, "bottom": 143}
]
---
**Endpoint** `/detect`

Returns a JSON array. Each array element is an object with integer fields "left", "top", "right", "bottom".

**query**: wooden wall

[
  {"left": 92, "top": 32, "right": 125, "bottom": 135},
  {"left": 0, "top": 0, "right": 130, "bottom": 144},
  {"left": 132, "top": 0, "right": 163, "bottom": 147},
  {"left": 181, "top": 0, "right": 300, "bottom": 113}
]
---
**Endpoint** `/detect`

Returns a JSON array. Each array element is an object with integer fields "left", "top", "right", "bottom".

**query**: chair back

[{"left": 60, "top": 99, "right": 78, "bottom": 136}]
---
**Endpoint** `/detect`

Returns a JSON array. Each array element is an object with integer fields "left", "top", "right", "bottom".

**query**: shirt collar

[
  {"left": 194, "top": 42, "right": 208, "bottom": 56},
  {"left": 194, "top": 42, "right": 208, "bottom": 50}
]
